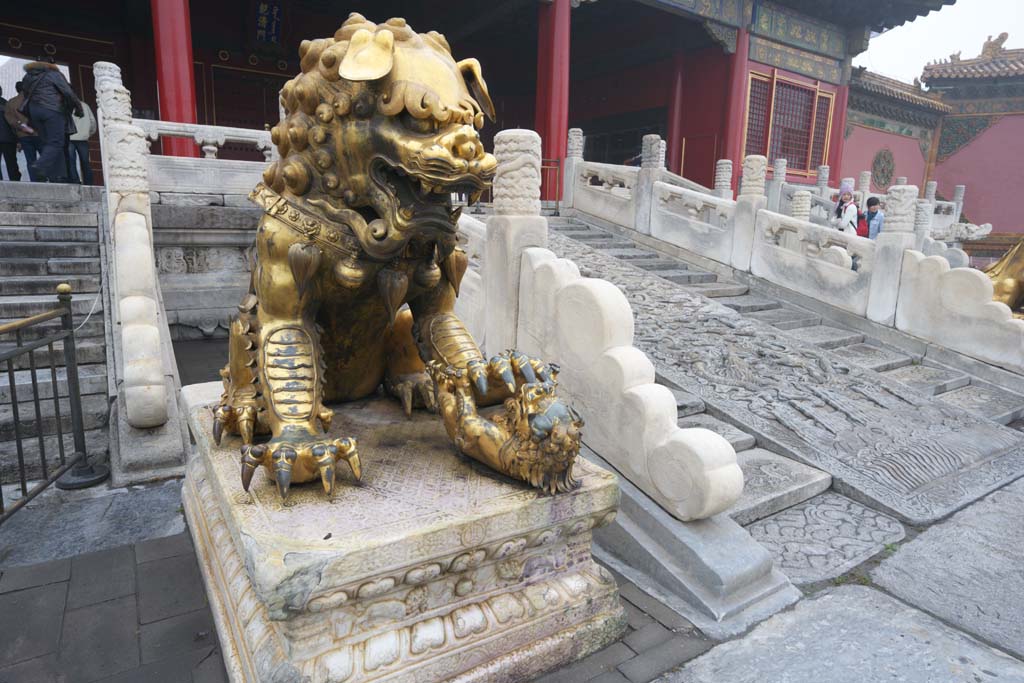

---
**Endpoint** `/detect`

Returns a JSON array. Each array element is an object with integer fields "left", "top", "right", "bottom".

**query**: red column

[
  {"left": 535, "top": 0, "right": 571, "bottom": 200},
  {"left": 666, "top": 52, "right": 686, "bottom": 174},
  {"left": 720, "top": 28, "right": 750, "bottom": 184},
  {"left": 151, "top": 0, "right": 198, "bottom": 157},
  {"left": 828, "top": 84, "right": 849, "bottom": 179}
]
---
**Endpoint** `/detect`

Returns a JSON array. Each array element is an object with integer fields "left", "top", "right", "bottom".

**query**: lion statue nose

[{"left": 443, "top": 125, "right": 484, "bottom": 162}]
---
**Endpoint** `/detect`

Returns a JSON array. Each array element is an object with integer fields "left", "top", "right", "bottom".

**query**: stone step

[
  {"left": 0, "top": 363, "right": 108, "bottom": 403},
  {"left": 582, "top": 239, "right": 638, "bottom": 250},
  {"left": 557, "top": 229, "right": 600, "bottom": 239},
  {"left": 47, "top": 258, "right": 101, "bottom": 275},
  {"left": 0, "top": 226, "right": 99, "bottom": 242},
  {"left": 0, "top": 292, "right": 103, "bottom": 317},
  {"left": 550, "top": 223, "right": 591, "bottom": 233},
  {"left": 0, "top": 339, "right": 106, "bottom": 371},
  {"left": 730, "top": 448, "right": 832, "bottom": 526},
  {"left": 744, "top": 305, "right": 821, "bottom": 330},
  {"left": 840, "top": 342, "right": 916, "bottom": 372},
  {"left": 598, "top": 247, "right": 660, "bottom": 260},
  {"left": 0, "top": 199, "right": 102, "bottom": 214},
  {"left": 0, "top": 259, "right": 48, "bottom": 276},
  {"left": 0, "top": 210, "right": 97, "bottom": 227},
  {"left": 0, "top": 274, "right": 100, "bottom": 296},
  {"left": 0, "top": 180, "right": 103, "bottom": 201},
  {"left": 784, "top": 325, "right": 866, "bottom": 350},
  {"left": 879, "top": 364, "right": 970, "bottom": 396},
  {"left": 0, "top": 317, "right": 105, "bottom": 343},
  {"left": 715, "top": 295, "right": 783, "bottom": 313},
  {"left": 934, "top": 383, "right": 1024, "bottom": 425},
  {"left": 636, "top": 259, "right": 687, "bottom": 272},
  {"left": 661, "top": 270, "right": 718, "bottom": 285},
  {"left": 658, "top": 379, "right": 705, "bottom": 417},
  {"left": 0, "top": 427, "right": 110, "bottom": 484},
  {"left": 683, "top": 281, "right": 749, "bottom": 298},
  {"left": 2, "top": 241, "right": 100, "bottom": 258},
  {"left": 0, "top": 392, "right": 110, "bottom": 443},
  {"left": 677, "top": 413, "right": 756, "bottom": 452}
]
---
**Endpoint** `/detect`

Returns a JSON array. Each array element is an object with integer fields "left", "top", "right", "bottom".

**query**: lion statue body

[{"left": 214, "top": 14, "right": 582, "bottom": 498}]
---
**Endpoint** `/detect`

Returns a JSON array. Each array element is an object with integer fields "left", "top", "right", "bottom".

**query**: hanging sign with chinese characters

[{"left": 256, "top": 1, "right": 282, "bottom": 44}]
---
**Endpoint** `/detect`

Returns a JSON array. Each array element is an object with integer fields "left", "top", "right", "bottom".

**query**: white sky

[{"left": 853, "top": 0, "right": 1024, "bottom": 85}]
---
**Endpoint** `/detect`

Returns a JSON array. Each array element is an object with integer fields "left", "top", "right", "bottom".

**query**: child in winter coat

[{"left": 834, "top": 183, "right": 859, "bottom": 235}]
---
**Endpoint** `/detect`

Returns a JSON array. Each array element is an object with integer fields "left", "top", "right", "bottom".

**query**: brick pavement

[
  {"left": 0, "top": 533, "right": 227, "bottom": 683},
  {"left": 0, "top": 531, "right": 712, "bottom": 683}
]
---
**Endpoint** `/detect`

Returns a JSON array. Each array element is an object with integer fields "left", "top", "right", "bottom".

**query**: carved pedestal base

[{"left": 181, "top": 384, "right": 625, "bottom": 682}]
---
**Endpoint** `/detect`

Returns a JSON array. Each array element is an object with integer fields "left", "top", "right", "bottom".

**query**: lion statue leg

[{"left": 215, "top": 214, "right": 360, "bottom": 498}]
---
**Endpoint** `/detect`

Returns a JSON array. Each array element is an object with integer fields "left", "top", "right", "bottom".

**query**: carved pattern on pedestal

[
  {"left": 567, "top": 128, "right": 584, "bottom": 159},
  {"left": 714, "top": 160, "right": 733, "bottom": 193},
  {"left": 791, "top": 190, "right": 812, "bottom": 222},
  {"left": 740, "top": 155, "right": 767, "bottom": 197},
  {"left": 885, "top": 185, "right": 919, "bottom": 233},
  {"left": 493, "top": 129, "right": 542, "bottom": 216},
  {"left": 641, "top": 135, "right": 665, "bottom": 170}
]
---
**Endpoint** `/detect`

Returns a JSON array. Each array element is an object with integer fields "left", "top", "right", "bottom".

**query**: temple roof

[
  {"left": 779, "top": 0, "right": 954, "bottom": 33},
  {"left": 923, "top": 32, "right": 1024, "bottom": 81},
  {"left": 850, "top": 69, "right": 952, "bottom": 113}
]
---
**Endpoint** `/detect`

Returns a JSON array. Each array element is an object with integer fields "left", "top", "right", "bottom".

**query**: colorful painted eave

[
  {"left": 923, "top": 33, "right": 1024, "bottom": 82},
  {"left": 851, "top": 69, "right": 953, "bottom": 114}
]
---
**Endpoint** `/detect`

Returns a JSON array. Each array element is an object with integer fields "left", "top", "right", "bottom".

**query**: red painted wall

[
  {"left": 840, "top": 124, "right": 928, "bottom": 192},
  {"left": 934, "top": 115, "right": 1024, "bottom": 233},
  {"left": 678, "top": 48, "right": 730, "bottom": 187},
  {"left": 570, "top": 59, "right": 674, "bottom": 123}
]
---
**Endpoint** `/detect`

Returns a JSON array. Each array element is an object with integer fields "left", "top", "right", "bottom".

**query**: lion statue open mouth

[{"left": 212, "top": 14, "right": 583, "bottom": 499}]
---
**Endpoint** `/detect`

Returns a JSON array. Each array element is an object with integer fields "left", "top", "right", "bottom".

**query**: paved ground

[{"left": 0, "top": 533, "right": 226, "bottom": 683}]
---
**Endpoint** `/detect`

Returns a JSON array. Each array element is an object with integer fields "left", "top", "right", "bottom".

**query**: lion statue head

[{"left": 263, "top": 13, "right": 498, "bottom": 261}]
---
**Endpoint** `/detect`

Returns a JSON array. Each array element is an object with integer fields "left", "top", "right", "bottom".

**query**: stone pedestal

[{"left": 181, "top": 383, "right": 625, "bottom": 682}]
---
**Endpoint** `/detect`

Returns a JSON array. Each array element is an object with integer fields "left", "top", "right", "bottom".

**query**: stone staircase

[
  {"left": 0, "top": 181, "right": 110, "bottom": 482},
  {"left": 550, "top": 215, "right": 1024, "bottom": 542}
]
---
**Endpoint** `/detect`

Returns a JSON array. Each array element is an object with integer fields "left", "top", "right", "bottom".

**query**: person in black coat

[
  {"left": 20, "top": 59, "right": 82, "bottom": 183},
  {"left": 0, "top": 86, "right": 21, "bottom": 181}
]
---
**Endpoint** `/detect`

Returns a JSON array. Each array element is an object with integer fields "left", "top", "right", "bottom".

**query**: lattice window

[
  {"left": 742, "top": 73, "right": 835, "bottom": 176},
  {"left": 768, "top": 82, "right": 815, "bottom": 171},
  {"left": 809, "top": 94, "right": 832, "bottom": 169},
  {"left": 744, "top": 77, "right": 771, "bottom": 157}
]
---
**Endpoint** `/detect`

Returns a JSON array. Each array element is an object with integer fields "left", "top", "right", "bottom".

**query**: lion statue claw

[{"left": 213, "top": 14, "right": 582, "bottom": 498}]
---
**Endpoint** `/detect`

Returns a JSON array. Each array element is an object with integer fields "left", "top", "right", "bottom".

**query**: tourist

[
  {"left": 67, "top": 101, "right": 96, "bottom": 185},
  {"left": 865, "top": 196, "right": 885, "bottom": 239},
  {"left": 4, "top": 82, "right": 40, "bottom": 181},
  {"left": 20, "top": 58, "right": 83, "bottom": 183},
  {"left": 0, "top": 86, "right": 20, "bottom": 181},
  {"left": 833, "top": 182, "right": 859, "bottom": 235}
]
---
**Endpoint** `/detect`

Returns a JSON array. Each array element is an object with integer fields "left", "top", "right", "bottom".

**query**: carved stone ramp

[{"left": 550, "top": 232, "right": 1024, "bottom": 525}]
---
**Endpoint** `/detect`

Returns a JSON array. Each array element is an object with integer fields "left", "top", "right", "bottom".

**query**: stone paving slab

[
  {"left": 729, "top": 449, "right": 831, "bottom": 526},
  {"left": 677, "top": 281, "right": 748, "bottom": 298},
  {"left": 743, "top": 306, "right": 820, "bottom": 330},
  {"left": 873, "top": 477, "right": 1024, "bottom": 659},
  {"left": 879, "top": 363, "right": 970, "bottom": 396},
  {"left": 784, "top": 324, "right": 865, "bottom": 349},
  {"left": 935, "top": 383, "right": 1024, "bottom": 425},
  {"left": 745, "top": 492, "right": 903, "bottom": 585},
  {"left": 713, "top": 295, "right": 781, "bottom": 313},
  {"left": 661, "top": 586, "right": 1024, "bottom": 683},
  {"left": 840, "top": 342, "right": 915, "bottom": 372},
  {"left": 550, "top": 234, "right": 1024, "bottom": 526},
  {"left": 677, "top": 414, "right": 756, "bottom": 452}
]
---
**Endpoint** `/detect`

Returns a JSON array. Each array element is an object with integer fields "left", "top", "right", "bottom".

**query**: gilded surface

[
  {"left": 214, "top": 14, "right": 583, "bottom": 498},
  {"left": 749, "top": 36, "right": 843, "bottom": 85},
  {"left": 985, "top": 239, "right": 1024, "bottom": 317}
]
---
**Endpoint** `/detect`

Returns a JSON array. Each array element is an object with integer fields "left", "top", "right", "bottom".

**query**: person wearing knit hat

[{"left": 833, "top": 181, "right": 858, "bottom": 235}]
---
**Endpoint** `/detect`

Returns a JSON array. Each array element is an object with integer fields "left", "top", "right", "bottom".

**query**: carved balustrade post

[
  {"left": 634, "top": 133, "right": 665, "bottom": 234},
  {"left": 791, "top": 190, "right": 812, "bottom": 222},
  {"left": 858, "top": 171, "right": 872, "bottom": 203},
  {"left": 732, "top": 155, "right": 767, "bottom": 271},
  {"left": 924, "top": 180, "right": 937, "bottom": 203},
  {"left": 816, "top": 165, "right": 830, "bottom": 198},
  {"left": 895, "top": 176, "right": 908, "bottom": 186},
  {"left": 714, "top": 159, "right": 733, "bottom": 199},
  {"left": 867, "top": 184, "right": 919, "bottom": 325},
  {"left": 953, "top": 184, "right": 966, "bottom": 222},
  {"left": 562, "top": 127, "right": 584, "bottom": 210},
  {"left": 485, "top": 129, "right": 548, "bottom": 356},
  {"left": 914, "top": 201, "right": 933, "bottom": 251},
  {"left": 766, "top": 157, "right": 787, "bottom": 212}
]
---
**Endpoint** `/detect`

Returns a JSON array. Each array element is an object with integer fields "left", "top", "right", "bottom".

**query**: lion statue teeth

[{"left": 213, "top": 13, "right": 583, "bottom": 499}]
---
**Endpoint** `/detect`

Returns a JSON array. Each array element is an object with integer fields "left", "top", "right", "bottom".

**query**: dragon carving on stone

[{"left": 213, "top": 14, "right": 583, "bottom": 498}]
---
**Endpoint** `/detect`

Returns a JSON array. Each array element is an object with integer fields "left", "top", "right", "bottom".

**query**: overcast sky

[{"left": 853, "top": 0, "right": 1024, "bottom": 85}]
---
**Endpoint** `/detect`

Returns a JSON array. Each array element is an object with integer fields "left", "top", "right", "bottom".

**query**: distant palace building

[
  {"left": 841, "top": 32, "right": 1024, "bottom": 234},
  {"left": 0, "top": 0, "right": 948, "bottom": 191}
]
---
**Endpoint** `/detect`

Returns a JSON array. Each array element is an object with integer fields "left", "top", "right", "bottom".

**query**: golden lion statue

[
  {"left": 985, "top": 238, "right": 1024, "bottom": 318},
  {"left": 213, "top": 14, "right": 583, "bottom": 499}
]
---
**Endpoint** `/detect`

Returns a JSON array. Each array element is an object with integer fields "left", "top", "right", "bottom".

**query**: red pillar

[
  {"left": 151, "top": 0, "right": 198, "bottom": 157},
  {"left": 666, "top": 52, "right": 686, "bottom": 174},
  {"left": 535, "top": 0, "right": 571, "bottom": 200},
  {"left": 720, "top": 28, "right": 750, "bottom": 184},
  {"left": 828, "top": 84, "right": 849, "bottom": 179}
]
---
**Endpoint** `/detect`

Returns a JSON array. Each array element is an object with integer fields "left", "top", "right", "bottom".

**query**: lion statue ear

[
  {"left": 457, "top": 58, "right": 496, "bottom": 123},
  {"left": 340, "top": 28, "right": 395, "bottom": 81}
]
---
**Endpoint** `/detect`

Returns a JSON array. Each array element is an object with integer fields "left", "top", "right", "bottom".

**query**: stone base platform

[{"left": 181, "top": 383, "right": 625, "bottom": 682}]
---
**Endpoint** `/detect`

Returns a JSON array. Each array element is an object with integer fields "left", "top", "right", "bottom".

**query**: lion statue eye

[{"left": 401, "top": 112, "right": 438, "bottom": 135}]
